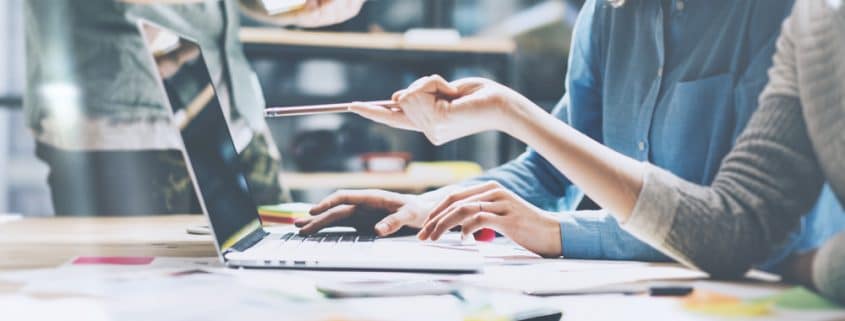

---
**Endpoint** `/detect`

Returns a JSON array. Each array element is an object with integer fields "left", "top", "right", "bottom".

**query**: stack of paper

[{"left": 258, "top": 203, "right": 312, "bottom": 224}]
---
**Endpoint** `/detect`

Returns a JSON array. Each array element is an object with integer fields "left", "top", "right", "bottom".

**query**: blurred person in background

[
  {"left": 298, "top": 0, "right": 845, "bottom": 276},
  {"left": 24, "top": 0, "right": 364, "bottom": 215}
]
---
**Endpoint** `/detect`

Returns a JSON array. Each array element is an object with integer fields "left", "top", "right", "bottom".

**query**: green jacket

[{"left": 24, "top": 0, "right": 265, "bottom": 134}]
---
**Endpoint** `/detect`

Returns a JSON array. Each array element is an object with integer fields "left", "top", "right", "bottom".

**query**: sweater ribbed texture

[{"left": 623, "top": 0, "right": 845, "bottom": 302}]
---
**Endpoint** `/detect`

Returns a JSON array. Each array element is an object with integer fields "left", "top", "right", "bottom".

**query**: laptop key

[
  {"left": 323, "top": 235, "right": 341, "bottom": 243},
  {"left": 280, "top": 233, "right": 294, "bottom": 241},
  {"left": 339, "top": 235, "right": 357, "bottom": 243},
  {"left": 357, "top": 235, "right": 376, "bottom": 243},
  {"left": 305, "top": 235, "right": 324, "bottom": 243}
]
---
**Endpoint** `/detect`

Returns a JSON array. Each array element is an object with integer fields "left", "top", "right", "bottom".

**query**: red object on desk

[
  {"left": 473, "top": 228, "right": 496, "bottom": 242},
  {"left": 72, "top": 256, "right": 155, "bottom": 266}
]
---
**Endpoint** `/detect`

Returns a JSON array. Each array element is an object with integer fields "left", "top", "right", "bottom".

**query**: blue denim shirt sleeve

[{"left": 558, "top": 210, "right": 671, "bottom": 261}]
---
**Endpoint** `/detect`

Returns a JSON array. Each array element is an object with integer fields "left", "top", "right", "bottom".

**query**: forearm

[
  {"left": 502, "top": 98, "right": 644, "bottom": 222},
  {"left": 495, "top": 93, "right": 821, "bottom": 277}
]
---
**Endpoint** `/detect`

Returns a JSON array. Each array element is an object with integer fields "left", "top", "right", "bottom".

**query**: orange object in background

[{"left": 682, "top": 290, "right": 771, "bottom": 317}]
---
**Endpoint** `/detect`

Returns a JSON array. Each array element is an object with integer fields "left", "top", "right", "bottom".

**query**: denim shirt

[{"left": 465, "top": 0, "right": 845, "bottom": 269}]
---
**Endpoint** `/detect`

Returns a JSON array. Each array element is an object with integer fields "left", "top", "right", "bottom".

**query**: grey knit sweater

[{"left": 622, "top": 0, "right": 845, "bottom": 302}]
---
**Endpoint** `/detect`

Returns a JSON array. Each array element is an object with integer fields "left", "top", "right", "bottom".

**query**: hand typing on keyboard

[{"left": 295, "top": 190, "right": 433, "bottom": 237}]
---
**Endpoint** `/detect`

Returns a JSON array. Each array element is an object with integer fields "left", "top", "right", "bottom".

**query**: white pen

[{"left": 264, "top": 100, "right": 399, "bottom": 118}]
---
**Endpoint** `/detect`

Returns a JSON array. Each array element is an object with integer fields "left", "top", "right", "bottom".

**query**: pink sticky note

[{"left": 72, "top": 256, "right": 155, "bottom": 266}]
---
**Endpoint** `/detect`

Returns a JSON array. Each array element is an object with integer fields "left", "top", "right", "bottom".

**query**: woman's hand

[
  {"left": 351, "top": 75, "right": 531, "bottom": 145},
  {"left": 417, "top": 181, "right": 563, "bottom": 258},
  {"left": 296, "top": 189, "right": 433, "bottom": 236}
]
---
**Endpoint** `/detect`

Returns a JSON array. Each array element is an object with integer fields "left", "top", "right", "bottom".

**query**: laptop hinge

[{"left": 229, "top": 228, "right": 269, "bottom": 253}]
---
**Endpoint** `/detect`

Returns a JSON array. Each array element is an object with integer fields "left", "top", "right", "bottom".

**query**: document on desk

[
  {"left": 0, "top": 295, "right": 109, "bottom": 321},
  {"left": 459, "top": 260, "right": 707, "bottom": 296},
  {"left": 0, "top": 257, "right": 222, "bottom": 296},
  {"left": 0, "top": 214, "right": 21, "bottom": 225}
]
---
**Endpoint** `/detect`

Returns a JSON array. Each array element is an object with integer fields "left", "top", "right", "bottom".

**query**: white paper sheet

[{"left": 460, "top": 261, "right": 707, "bottom": 295}]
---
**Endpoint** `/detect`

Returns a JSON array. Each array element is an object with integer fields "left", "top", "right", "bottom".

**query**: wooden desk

[
  {"left": 0, "top": 215, "right": 216, "bottom": 271},
  {"left": 2, "top": 216, "right": 842, "bottom": 320}
]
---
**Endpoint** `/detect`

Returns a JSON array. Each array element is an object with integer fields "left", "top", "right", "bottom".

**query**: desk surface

[
  {"left": 0, "top": 215, "right": 216, "bottom": 271},
  {"left": 2, "top": 216, "right": 841, "bottom": 321}
]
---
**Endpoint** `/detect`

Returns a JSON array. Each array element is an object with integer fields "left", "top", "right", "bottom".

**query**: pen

[
  {"left": 648, "top": 285, "right": 694, "bottom": 297},
  {"left": 264, "top": 100, "right": 399, "bottom": 118},
  {"left": 529, "top": 285, "right": 694, "bottom": 297}
]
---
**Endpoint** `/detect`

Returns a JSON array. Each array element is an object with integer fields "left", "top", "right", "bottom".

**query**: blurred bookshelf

[
  {"left": 0, "top": 0, "right": 580, "bottom": 213},
  {"left": 241, "top": 0, "right": 576, "bottom": 175}
]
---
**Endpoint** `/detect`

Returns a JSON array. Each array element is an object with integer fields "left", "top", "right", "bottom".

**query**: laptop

[{"left": 138, "top": 21, "right": 483, "bottom": 272}]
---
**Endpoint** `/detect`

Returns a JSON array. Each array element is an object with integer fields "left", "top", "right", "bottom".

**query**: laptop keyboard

[{"left": 280, "top": 232, "right": 376, "bottom": 245}]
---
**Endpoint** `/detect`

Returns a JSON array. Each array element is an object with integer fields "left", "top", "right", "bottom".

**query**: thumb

[
  {"left": 349, "top": 102, "right": 418, "bottom": 131},
  {"left": 425, "top": 74, "right": 460, "bottom": 98},
  {"left": 448, "top": 94, "right": 480, "bottom": 111},
  {"left": 374, "top": 211, "right": 411, "bottom": 236}
]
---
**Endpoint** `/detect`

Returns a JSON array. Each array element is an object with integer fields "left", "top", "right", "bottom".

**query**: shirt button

[
  {"left": 657, "top": 67, "right": 664, "bottom": 77},
  {"left": 638, "top": 141, "right": 646, "bottom": 151},
  {"left": 676, "top": 1, "right": 685, "bottom": 11}
]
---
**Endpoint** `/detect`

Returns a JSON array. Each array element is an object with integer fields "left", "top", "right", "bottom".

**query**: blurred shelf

[
  {"left": 240, "top": 28, "right": 516, "bottom": 54},
  {"left": 281, "top": 170, "right": 477, "bottom": 192}
]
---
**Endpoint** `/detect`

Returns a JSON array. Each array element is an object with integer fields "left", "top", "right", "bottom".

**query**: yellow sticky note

[
  {"left": 682, "top": 290, "right": 772, "bottom": 317},
  {"left": 463, "top": 310, "right": 509, "bottom": 321}
]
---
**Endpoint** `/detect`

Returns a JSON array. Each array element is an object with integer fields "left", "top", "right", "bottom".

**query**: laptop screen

[{"left": 140, "top": 22, "right": 262, "bottom": 252}]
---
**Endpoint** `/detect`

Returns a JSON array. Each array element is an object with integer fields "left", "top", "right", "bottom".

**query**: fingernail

[{"left": 375, "top": 222, "right": 388, "bottom": 233}]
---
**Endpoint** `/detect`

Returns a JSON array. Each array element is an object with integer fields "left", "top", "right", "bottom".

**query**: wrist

[
  {"left": 499, "top": 93, "right": 547, "bottom": 140},
  {"left": 536, "top": 213, "right": 563, "bottom": 258}
]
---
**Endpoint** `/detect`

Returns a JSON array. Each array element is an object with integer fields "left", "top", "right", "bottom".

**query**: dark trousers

[{"left": 36, "top": 134, "right": 286, "bottom": 216}]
